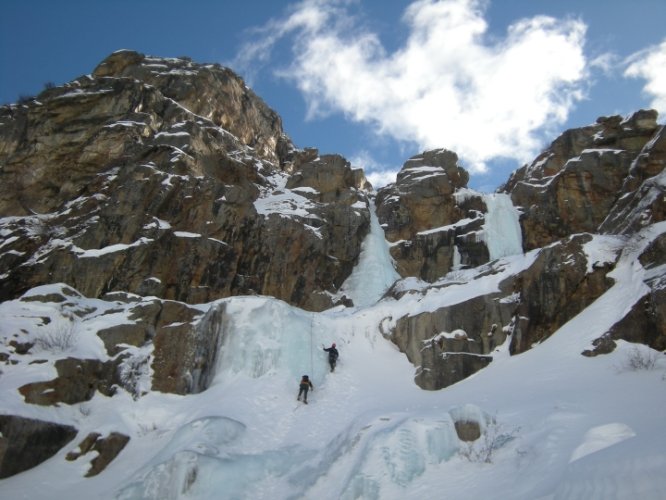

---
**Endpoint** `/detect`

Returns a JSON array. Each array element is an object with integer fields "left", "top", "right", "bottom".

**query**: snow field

[{"left": 1, "top": 199, "right": 665, "bottom": 499}]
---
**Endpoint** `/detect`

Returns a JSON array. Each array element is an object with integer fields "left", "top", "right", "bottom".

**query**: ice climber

[
  {"left": 323, "top": 343, "right": 339, "bottom": 372},
  {"left": 297, "top": 375, "right": 313, "bottom": 404}
]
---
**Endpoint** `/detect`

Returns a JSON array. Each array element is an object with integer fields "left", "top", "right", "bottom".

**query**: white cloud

[
  {"left": 234, "top": 0, "right": 589, "bottom": 173},
  {"left": 624, "top": 39, "right": 666, "bottom": 117},
  {"left": 349, "top": 150, "right": 398, "bottom": 189},
  {"left": 366, "top": 170, "right": 398, "bottom": 190}
]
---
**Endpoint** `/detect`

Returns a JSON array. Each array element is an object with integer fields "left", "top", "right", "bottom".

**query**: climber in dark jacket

[
  {"left": 297, "top": 375, "right": 313, "bottom": 404},
  {"left": 323, "top": 343, "right": 339, "bottom": 372}
]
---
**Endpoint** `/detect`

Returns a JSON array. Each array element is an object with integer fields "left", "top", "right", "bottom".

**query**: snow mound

[
  {"left": 334, "top": 415, "right": 460, "bottom": 498},
  {"left": 569, "top": 423, "right": 636, "bottom": 463}
]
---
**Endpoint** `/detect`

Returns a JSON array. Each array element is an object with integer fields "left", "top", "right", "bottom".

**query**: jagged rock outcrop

[
  {"left": 388, "top": 233, "right": 617, "bottom": 390},
  {"left": 375, "top": 149, "right": 492, "bottom": 281},
  {"left": 151, "top": 299, "right": 222, "bottom": 394},
  {"left": 503, "top": 110, "right": 661, "bottom": 250},
  {"left": 0, "top": 415, "right": 78, "bottom": 478},
  {"left": 496, "top": 107, "right": 666, "bottom": 363},
  {"left": 583, "top": 233, "right": 666, "bottom": 356},
  {"left": 508, "top": 234, "right": 616, "bottom": 355},
  {"left": 286, "top": 152, "right": 372, "bottom": 200},
  {"left": 0, "top": 50, "right": 370, "bottom": 310},
  {"left": 389, "top": 108, "right": 665, "bottom": 388},
  {"left": 389, "top": 290, "right": 510, "bottom": 390},
  {"left": 6, "top": 284, "right": 223, "bottom": 397},
  {"left": 95, "top": 292, "right": 210, "bottom": 396},
  {"left": 599, "top": 123, "right": 666, "bottom": 235},
  {"left": 377, "top": 149, "right": 469, "bottom": 242},
  {"left": 92, "top": 50, "right": 291, "bottom": 165}
]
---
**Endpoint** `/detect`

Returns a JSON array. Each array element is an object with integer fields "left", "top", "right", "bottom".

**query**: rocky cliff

[
  {"left": 0, "top": 51, "right": 665, "bottom": 480},
  {"left": 503, "top": 109, "right": 663, "bottom": 250},
  {"left": 379, "top": 109, "right": 665, "bottom": 389},
  {"left": 0, "top": 50, "right": 370, "bottom": 310}
]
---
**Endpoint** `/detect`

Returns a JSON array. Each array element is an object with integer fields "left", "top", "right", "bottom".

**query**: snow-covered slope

[{"left": 1, "top": 214, "right": 665, "bottom": 499}]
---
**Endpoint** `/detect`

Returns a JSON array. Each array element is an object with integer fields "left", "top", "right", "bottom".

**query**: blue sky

[{"left": 2, "top": 0, "right": 666, "bottom": 191}]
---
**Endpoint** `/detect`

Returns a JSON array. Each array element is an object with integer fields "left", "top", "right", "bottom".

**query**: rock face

[
  {"left": 0, "top": 415, "right": 78, "bottom": 478},
  {"left": 389, "top": 291, "right": 510, "bottom": 390},
  {"left": 497, "top": 109, "right": 666, "bottom": 362},
  {"left": 600, "top": 123, "right": 666, "bottom": 236},
  {"left": 0, "top": 50, "right": 370, "bottom": 310},
  {"left": 387, "top": 233, "right": 615, "bottom": 390},
  {"left": 0, "top": 47, "right": 377, "bottom": 484},
  {"left": 375, "top": 149, "right": 491, "bottom": 281},
  {"left": 503, "top": 110, "right": 661, "bottom": 250},
  {"left": 382, "top": 111, "right": 665, "bottom": 390},
  {"left": 151, "top": 300, "right": 223, "bottom": 394},
  {"left": 583, "top": 232, "right": 666, "bottom": 357},
  {"left": 507, "top": 234, "right": 616, "bottom": 354},
  {"left": 7, "top": 284, "right": 223, "bottom": 398},
  {"left": 92, "top": 51, "right": 290, "bottom": 165}
]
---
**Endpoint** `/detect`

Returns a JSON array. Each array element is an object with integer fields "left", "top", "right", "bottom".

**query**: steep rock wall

[
  {"left": 503, "top": 110, "right": 661, "bottom": 250},
  {"left": 0, "top": 52, "right": 370, "bottom": 310}
]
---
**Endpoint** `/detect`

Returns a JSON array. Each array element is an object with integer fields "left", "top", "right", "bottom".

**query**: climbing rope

[{"left": 309, "top": 312, "right": 315, "bottom": 374}]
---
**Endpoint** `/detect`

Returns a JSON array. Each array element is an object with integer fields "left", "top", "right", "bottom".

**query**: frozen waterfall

[
  {"left": 481, "top": 193, "right": 523, "bottom": 259},
  {"left": 339, "top": 199, "right": 401, "bottom": 308}
]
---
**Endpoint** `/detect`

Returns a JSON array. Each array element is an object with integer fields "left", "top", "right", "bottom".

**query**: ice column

[
  {"left": 482, "top": 193, "right": 523, "bottom": 259},
  {"left": 340, "top": 200, "right": 401, "bottom": 308}
]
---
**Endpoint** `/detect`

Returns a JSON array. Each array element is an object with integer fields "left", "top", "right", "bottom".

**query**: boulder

[
  {"left": 449, "top": 404, "right": 492, "bottom": 442},
  {"left": 18, "top": 358, "right": 120, "bottom": 405},
  {"left": 0, "top": 415, "right": 78, "bottom": 478},
  {"left": 454, "top": 421, "right": 482, "bottom": 442},
  {"left": 388, "top": 291, "right": 514, "bottom": 390},
  {"left": 66, "top": 431, "right": 130, "bottom": 477}
]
